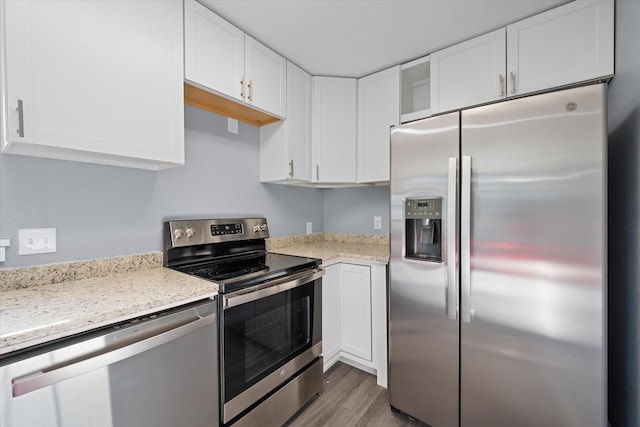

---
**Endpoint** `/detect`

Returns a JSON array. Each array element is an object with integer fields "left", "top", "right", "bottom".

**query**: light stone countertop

[
  {"left": 0, "top": 233, "right": 388, "bottom": 358},
  {"left": 267, "top": 233, "right": 389, "bottom": 264},
  {"left": 0, "top": 267, "right": 217, "bottom": 356}
]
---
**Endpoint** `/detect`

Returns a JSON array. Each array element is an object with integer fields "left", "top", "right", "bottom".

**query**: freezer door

[
  {"left": 389, "top": 112, "right": 459, "bottom": 427},
  {"left": 460, "top": 84, "right": 606, "bottom": 426}
]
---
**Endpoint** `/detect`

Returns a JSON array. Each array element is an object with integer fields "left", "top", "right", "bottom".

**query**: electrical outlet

[
  {"left": 18, "top": 228, "right": 56, "bottom": 255},
  {"left": 306, "top": 222, "right": 313, "bottom": 235},
  {"left": 374, "top": 216, "right": 382, "bottom": 230},
  {"left": 227, "top": 118, "right": 239, "bottom": 134}
]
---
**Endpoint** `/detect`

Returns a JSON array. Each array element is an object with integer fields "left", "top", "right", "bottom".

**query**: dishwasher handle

[{"left": 11, "top": 309, "right": 216, "bottom": 398}]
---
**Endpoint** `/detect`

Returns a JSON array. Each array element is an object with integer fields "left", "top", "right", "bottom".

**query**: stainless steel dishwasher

[{"left": 0, "top": 298, "right": 218, "bottom": 427}]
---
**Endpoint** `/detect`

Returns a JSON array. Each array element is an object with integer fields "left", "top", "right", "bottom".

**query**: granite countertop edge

[{"left": 0, "top": 266, "right": 218, "bottom": 357}]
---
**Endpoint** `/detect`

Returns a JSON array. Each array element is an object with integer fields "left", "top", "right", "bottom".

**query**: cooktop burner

[{"left": 181, "top": 256, "right": 269, "bottom": 281}]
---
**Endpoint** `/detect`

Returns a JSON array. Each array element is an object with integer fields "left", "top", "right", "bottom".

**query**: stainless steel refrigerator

[{"left": 389, "top": 83, "right": 607, "bottom": 427}]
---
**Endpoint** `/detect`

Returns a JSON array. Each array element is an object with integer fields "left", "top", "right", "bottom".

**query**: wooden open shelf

[{"left": 184, "top": 83, "right": 281, "bottom": 127}]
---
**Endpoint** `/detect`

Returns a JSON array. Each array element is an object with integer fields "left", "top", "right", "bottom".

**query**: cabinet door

[
  {"left": 184, "top": 0, "right": 244, "bottom": 103},
  {"left": 431, "top": 28, "right": 506, "bottom": 114},
  {"left": 357, "top": 66, "right": 400, "bottom": 183},
  {"left": 259, "top": 61, "right": 311, "bottom": 182},
  {"left": 339, "top": 264, "right": 372, "bottom": 361},
  {"left": 286, "top": 62, "right": 312, "bottom": 181},
  {"left": 244, "top": 35, "right": 287, "bottom": 119},
  {"left": 312, "top": 77, "right": 357, "bottom": 183},
  {"left": 506, "top": 0, "right": 614, "bottom": 96},
  {"left": 2, "top": 0, "right": 184, "bottom": 169},
  {"left": 322, "top": 264, "right": 342, "bottom": 365}
]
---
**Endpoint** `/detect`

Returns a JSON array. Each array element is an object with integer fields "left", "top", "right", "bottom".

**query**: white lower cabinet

[
  {"left": 322, "top": 261, "right": 388, "bottom": 387},
  {"left": 339, "top": 264, "right": 372, "bottom": 360},
  {"left": 322, "top": 264, "right": 342, "bottom": 363}
]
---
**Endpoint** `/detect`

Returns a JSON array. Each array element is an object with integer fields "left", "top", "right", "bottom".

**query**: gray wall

[
  {"left": 607, "top": 0, "right": 640, "bottom": 426},
  {"left": 0, "top": 105, "right": 325, "bottom": 267},
  {"left": 324, "top": 186, "right": 390, "bottom": 235}
]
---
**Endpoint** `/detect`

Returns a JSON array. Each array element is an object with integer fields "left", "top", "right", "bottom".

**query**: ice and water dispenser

[{"left": 405, "top": 198, "right": 442, "bottom": 262}]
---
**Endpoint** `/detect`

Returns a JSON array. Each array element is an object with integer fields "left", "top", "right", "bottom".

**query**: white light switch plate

[
  {"left": 306, "top": 222, "right": 313, "bottom": 234},
  {"left": 19, "top": 228, "right": 57, "bottom": 255},
  {"left": 374, "top": 216, "right": 382, "bottom": 230}
]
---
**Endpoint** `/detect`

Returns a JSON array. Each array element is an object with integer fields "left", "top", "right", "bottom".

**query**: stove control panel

[
  {"left": 165, "top": 218, "right": 269, "bottom": 248},
  {"left": 211, "top": 223, "right": 243, "bottom": 236}
]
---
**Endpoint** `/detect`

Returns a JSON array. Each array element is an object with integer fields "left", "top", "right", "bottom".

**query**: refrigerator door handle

[
  {"left": 447, "top": 157, "right": 458, "bottom": 320},
  {"left": 461, "top": 155, "right": 472, "bottom": 323}
]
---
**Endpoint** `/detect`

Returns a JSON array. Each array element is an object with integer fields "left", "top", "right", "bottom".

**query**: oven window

[{"left": 224, "top": 281, "right": 315, "bottom": 401}]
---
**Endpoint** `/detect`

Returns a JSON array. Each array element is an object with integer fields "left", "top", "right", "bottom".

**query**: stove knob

[
  {"left": 260, "top": 224, "right": 267, "bottom": 231},
  {"left": 253, "top": 225, "right": 260, "bottom": 232},
  {"left": 173, "top": 228, "right": 184, "bottom": 240},
  {"left": 185, "top": 228, "right": 195, "bottom": 239}
]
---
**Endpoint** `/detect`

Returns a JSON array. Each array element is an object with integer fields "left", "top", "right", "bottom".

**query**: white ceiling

[{"left": 200, "top": 0, "right": 570, "bottom": 78}]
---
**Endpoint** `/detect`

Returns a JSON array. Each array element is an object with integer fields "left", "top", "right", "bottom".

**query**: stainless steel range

[{"left": 164, "top": 218, "right": 324, "bottom": 426}]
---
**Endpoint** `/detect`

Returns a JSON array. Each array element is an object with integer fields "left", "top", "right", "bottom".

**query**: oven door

[{"left": 220, "top": 268, "right": 323, "bottom": 424}]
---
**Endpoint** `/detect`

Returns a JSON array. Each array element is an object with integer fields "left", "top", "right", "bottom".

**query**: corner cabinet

[
  {"left": 312, "top": 77, "right": 357, "bottom": 184},
  {"left": 0, "top": 0, "right": 184, "bottom": 170},
  {"left": 322, "top": 261, "right": 388, "bottom": 387},
  {"left": 184, "top": 0, "right": 286, "bottom": 122},
  {"left": 260, "top": 61, "right": 312, "bottom": 183},
  {"left": 357, "top": 66, "right": 399, "bottom": 183}
]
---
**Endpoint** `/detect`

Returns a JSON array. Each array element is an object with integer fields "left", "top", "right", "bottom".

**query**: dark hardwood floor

[{"left": 285, "top": 362, "right": 427, "bottom": 427}]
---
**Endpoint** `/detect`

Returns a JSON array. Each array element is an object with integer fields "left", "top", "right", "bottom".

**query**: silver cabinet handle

[
  {"left": 510, "top": 71, "right": 516, "bottom": 94},
  {"left": 288, "top": 160, "right": 294, "bottom": 177},
  {"left": 316, "top": 164, "right": 319, "bottom": 181},
  {"left": 16, "top": 99, "right": 24, "bottom": 137},
  {"left": 498, "top": 75, "right": 505, "bottom": 98},
  {"left": 447, "top": 157, "right": 458, "bottom": 320},
  {"left": 248, "top": 80, "right": 253, "bottom": 101},
  {"left": 11, "top": 311, "right": 216, "bottom": 397},
  {"left": 240, "top": 77, "right": 246, "bottom": 98},
  {"left": 461, "top": 156, "right": 472, "bottom": 323}
]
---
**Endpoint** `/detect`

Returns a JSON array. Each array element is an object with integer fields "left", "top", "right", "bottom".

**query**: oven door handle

[{"left": 223, "top": 268, "right": 324, "bottom": 309}]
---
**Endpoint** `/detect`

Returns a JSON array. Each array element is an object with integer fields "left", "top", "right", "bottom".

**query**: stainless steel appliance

[
  {"left": 164, "top": 218, "right": 324, "bottom": 427},
  {"left": 0, "top": 299, "right": 218, "bottom": 427},
  {"left": 389, "top": 84, "right": 607, "bottom": 427}
]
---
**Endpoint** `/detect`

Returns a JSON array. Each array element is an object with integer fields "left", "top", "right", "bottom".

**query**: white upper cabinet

[
  {"left": 400, "top": 56, "right": 431, "bottom": 123},
  {"left": 506, "top": 0, "right": 614, "bottom": 96},
  {"left": 312, "top": 76, "right": 357, "bottom": 184},
  {"left": 244, "top": 35, "right": 287, "bottom": 118},
  {"left": 260, "top": 61, "right": 312, "bottom": 183},
  {"left": 357, "top": 66, "right": 400, "bottom": 183},
  {"left": 184, "top": 0, "right": 286, "bottom": 119},
  {"left": 1, "top": 0, "right": 184, "bottom": 170},
  {"left": 184, "top": 0, "right": 244, "bottom": 103},
  {"left": 431, "top": 28, "right": 507, "bottom": 114},
  {"left": 431, "top": 0, "right": 613, "bottom": 114}
]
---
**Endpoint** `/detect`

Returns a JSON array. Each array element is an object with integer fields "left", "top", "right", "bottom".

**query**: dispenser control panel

[{"left": 405, "top": 198, "right": 442, "bottom": 219}]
